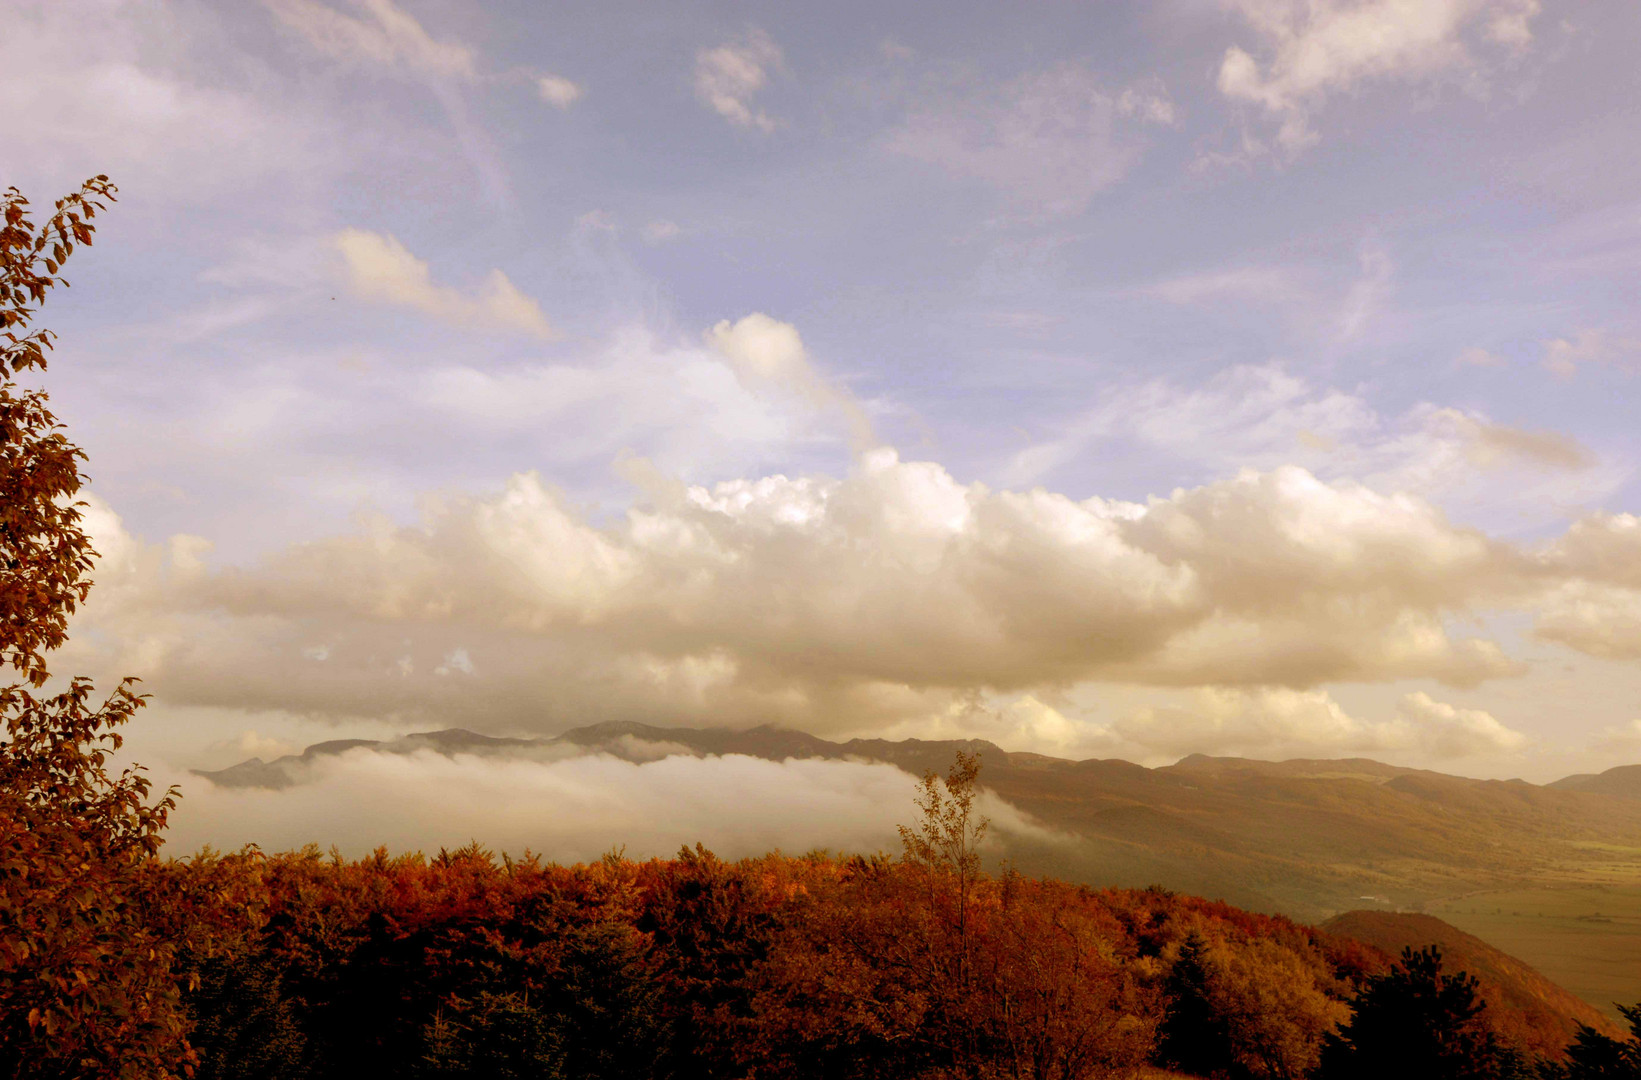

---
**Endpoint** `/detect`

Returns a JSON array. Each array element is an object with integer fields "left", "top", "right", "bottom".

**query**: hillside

[
  {"left": 1551, "top": 763, "right": 1641, "bottom": 799},
  {"left": 1320, "top": 911, "right": 1623, "bottom": 1055},
  {"left": 197, "top": 723, "right": 1641, "bottom": 920}
]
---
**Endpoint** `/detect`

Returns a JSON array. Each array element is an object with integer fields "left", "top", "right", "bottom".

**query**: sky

[{"left": 5, "top": 0, "right": 1641, "bottom": 853}]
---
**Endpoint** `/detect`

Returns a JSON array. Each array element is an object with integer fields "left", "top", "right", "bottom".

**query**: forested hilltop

[
  {"left": 6, "top": 180, "right": 1641, "bottom": 1079},
  {"left": 126, "top": 833, "right": 1641, "bottom": 1080}
]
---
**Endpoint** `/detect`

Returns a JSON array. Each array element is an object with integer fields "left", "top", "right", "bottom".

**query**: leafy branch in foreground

[
  {"left": 0, "top": 177, "right": 194, "bottom": 1079},
  {"left": 0, "top": 176, "right": 113, "bottom": 687}
]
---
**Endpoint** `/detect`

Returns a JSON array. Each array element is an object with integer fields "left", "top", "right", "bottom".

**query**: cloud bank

[
  {"left": 164, "top": 749, "right": 1057, "bottom": 861},
  {"left": 69, "top": 432, "right": 1608, "bottom": 759}
]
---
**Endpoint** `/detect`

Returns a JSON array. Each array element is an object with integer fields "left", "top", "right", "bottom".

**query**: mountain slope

[
  {"left": 194, "top": 723, "right": 1641, "bottom": 921},
  {"left": 1321, "top": 911, "right": 1624, "bottom": 1054},
  {"left": 1551, "top": 763, "right": 1641, "bottom": 798}
]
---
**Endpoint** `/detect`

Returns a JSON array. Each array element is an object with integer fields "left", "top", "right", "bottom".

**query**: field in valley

[{"left": 1427, "top": 882, "right": 1641, "bottom": 1021}]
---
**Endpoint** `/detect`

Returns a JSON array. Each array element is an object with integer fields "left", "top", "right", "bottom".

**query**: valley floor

[{"left": 1428, "top": 883, "right": 1641, "bottom": 1021}]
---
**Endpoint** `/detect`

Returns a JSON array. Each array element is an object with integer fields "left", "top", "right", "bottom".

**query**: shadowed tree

[
  {"left": 1321, "top": 945, "right": 1522, "bottom": 1080},
  {"left": 1158, "top": 933, "right": 1235, "bottom": 1078},
  {"left": 1540, "top": 1004, "right": 1641, "bottom": 1080}
]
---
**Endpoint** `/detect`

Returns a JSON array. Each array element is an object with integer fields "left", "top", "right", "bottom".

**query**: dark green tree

[
  {"left": 1539, "top": 1004, "right": 1641, "bottom": 1080},
  {"left": 1321, "top": 945, "right": 1521, "bottom": 1080},
  {"left": 1157, "top": 933, "right": 1236, "bottom": 1078}
]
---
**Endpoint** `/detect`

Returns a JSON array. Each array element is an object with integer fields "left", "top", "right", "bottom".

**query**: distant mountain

[
  {"left": 195, "top": 723, "right": 1641, "bottom": 924},
  {"left": 1321, "top": 911, "right": 1624, "bottom": 1053},
  {"left": 1549, "top": 763, "right": 1641, "bottom": 798}
]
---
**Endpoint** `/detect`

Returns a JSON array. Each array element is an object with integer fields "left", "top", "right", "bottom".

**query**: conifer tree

[
  {"left": 1321, "top": 945, "right": 1520, "bottom": 1080},
  {"left": 1541, "top": 1004, "right": 1641, "bottom": 1080},
  {"left": 1158, "top": 933, "right": 1235, "bottom": 1077}
]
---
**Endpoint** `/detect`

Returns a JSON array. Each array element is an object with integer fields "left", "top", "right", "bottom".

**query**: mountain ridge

[{"left": 195, "top": 723, "right": 1641, "bottom": 913}]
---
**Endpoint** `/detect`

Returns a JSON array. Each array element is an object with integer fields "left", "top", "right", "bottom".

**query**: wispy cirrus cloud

[
  {"left": 1000, "top": 363, "right": 1617, "bottom": 530},
  {"left": 265, "top": 0, "right": 521, "bottom": 201},
  {"left": 694, "top": 29, "right": 784, "bottom": 131},
  {"left": 265, "top": 0, "right": 475, "bottom": 80},
  {"left": 1216, "top": 0, "right": 1542, "bottom": 153},
  {"left": 0, "top": 1, "right": 324, "bottom": 198},
  {"left": 885, "top": 63, "right": 1175, "bottom": 219},
  {"left": 1543, "top": 328, "right": 1641, "bottom": 378}
]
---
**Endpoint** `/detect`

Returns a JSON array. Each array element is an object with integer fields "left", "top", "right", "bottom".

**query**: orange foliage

[
  {"left": 1, "top": 178, "right": 193, "bottom": 1079},
  {"left": 145, "top": 845, "right": 1392, "bottom": 1080}
]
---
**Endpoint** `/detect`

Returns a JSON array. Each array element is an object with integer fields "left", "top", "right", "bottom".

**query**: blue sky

[{"left": 6, "top": 0, "right": 1641, "bottom": 831}]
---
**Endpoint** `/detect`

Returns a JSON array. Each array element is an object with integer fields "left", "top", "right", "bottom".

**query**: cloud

[
  {"left": 66, "top": 446, "right": 1549, "bottom": 744},
  {"left": 1534, "top": 513, "right": 1641, "bottom": 660},
  {"left": 1461, "top": 418, "right": 1594, "bottom": 471},
  {"left": 1117, "top": 79, "right": 1179, "bottom": 126},
  {"left": 0, "top": 2, "right": 323, "bottom": 199},
  {"left": 1542, "top": 513, "right": 1641, "bottom": 589},
  {"left": 575, "top": 209, "right": 618, "bottom": 231},
  {"left": 1216, "top": 0, "right": 1542, "bottom": 152},
  {"left": 1593, "top": 719, "right": 1641, "bottom": 754},
  {"left": 536, "top": 74, "right": 583, "bottom": 109},
  {"left": 1543, "top": 329, "right": 1639, "bottom": 377},
  {"left": 642, "top": 220, "right": 682, "bottom": 245},
  {"left": 333, "top": 228, "right": 555, "bottom": 337},
  {"left": 694, "top": 29, "right": 783, "bottom": 131},
  {"left": 997, "top": 364, "right": 1614, "bottom": 505},
  {"left": 885, "top": 64, "right": 1166, "bottom": 218},
  {"left": 265, "top": 0, "right": 513, "bottom": 200},
  {"left": 1534, "top": 582, "right": 1641, "bottom": 660},
  {"left": 1139, "top": 266, "right": 1305, "bottom": 308},
  {"left": 1001, "top": 364, "right": 1618, "bottom": 530},
  {"left": 164, "top": 748, "right": 1054, "bottom": 860},
  {"left": 199, "top": 730, "right": 301, "bottom": 770},
  {"left": 1114, "top": 687, "right": 1525, "bottom": 760},
  {"left": 1394, "top": 691, "right": 1528, "bottom": 756},
  {"left": 705, "top": 313, "right": 875, "bottom": 449},
  {"left": 1337, "top": 241, "right": 1394, "bottom": 340},
  {"left": 1134, "top": 239, "right": 1395, "bottom": 343},
  {"left": 265, "top": 0, "right": 475, "bottom": 80},
  {"left": 1457, "top": 347, "right": 1505, "bottom": 367}
]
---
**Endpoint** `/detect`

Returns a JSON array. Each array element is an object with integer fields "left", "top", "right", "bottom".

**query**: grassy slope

[{"left": 1321, "top": 910, "right": 1623, "bottom": 1054}]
